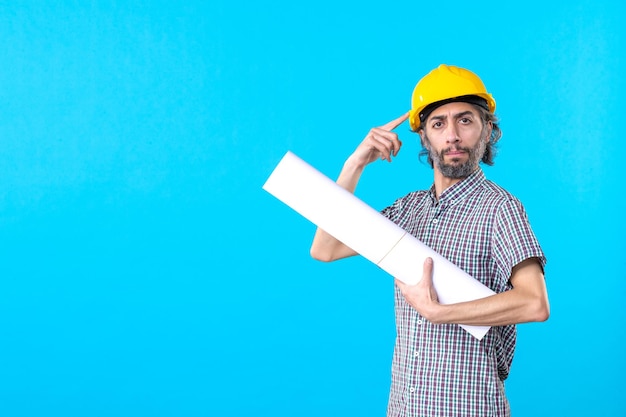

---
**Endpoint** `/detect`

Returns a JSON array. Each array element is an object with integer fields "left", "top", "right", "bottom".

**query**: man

[{"left": 310, "top": 64, "right": 549, "bottom": 416}]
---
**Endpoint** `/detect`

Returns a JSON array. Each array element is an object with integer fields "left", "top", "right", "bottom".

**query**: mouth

[{"left": 445, "top": 149, "right": 467, "bottom": 157}]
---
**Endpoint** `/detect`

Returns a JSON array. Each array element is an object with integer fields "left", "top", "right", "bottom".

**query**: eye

[
  {"left": 459, "top": 117, "right": 472, "bottom": 124},
  {"left": 432, "top": 121, "right": 443, "bottom": 129}
]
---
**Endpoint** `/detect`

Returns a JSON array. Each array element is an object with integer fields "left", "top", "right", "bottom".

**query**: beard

[{"left": 425, "top": 134, "right": 488, "bottom": 179}]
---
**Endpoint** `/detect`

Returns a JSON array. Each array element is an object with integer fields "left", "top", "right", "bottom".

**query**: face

[{"left": 420, "top": 102, "right": 491, "bottom": 179}]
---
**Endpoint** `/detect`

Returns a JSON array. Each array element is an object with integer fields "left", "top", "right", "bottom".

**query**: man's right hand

[{"left": 347, "top": 112, "right": 409, "bottom": 168}]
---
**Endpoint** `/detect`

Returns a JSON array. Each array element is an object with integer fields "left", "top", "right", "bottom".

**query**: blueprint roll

[{"left": 263, "top": 151, "right": 495, "bottom": 340}]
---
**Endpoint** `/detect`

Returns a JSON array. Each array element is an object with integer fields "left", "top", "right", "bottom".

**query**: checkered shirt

[{"left": 381, "top": 169, "right": 546, "bottom": 417}]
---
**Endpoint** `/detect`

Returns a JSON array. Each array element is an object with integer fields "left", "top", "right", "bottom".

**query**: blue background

[{"left": 1, "top": 1, "right": 624, "bottom": 416}]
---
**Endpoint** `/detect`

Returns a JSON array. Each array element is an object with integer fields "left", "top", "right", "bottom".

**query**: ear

[
  {"left": 485, "top": 120, "right": 493, "bottom": 143},
  {"left": 418, "top": 129, "right": 427, "bottom": 148}
]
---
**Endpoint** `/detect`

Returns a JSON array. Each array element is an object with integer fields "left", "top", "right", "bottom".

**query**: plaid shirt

[{"left": 381, "top": 169, "right": 546, "bottom": 417}]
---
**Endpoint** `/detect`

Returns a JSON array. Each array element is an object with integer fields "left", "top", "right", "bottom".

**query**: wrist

[
  {"left": 343, "top": 154, "right": 366, "bottom": 173},
  {"left": 335, "top": 156, "right": 365, "bottom": 193},
  {"left": 423, "top": 302, "right": 446, "bottom": 325}
]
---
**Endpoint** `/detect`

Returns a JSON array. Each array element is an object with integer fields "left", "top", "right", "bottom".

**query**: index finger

[{"left": 380, "top": 111, "right": 410, "bottom": 131}]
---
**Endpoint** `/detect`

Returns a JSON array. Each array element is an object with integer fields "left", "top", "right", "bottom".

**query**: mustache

[{"left": 441, "top": 146, "right": 471, "bottom": 154}]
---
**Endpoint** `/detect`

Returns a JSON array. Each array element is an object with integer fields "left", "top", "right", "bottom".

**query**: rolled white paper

[{"left": 263, "top": 151, "right": 495, "bottom": 340}]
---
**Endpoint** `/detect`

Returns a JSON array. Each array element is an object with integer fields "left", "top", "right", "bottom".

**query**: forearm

[
  {"left": 310, "top": 158, "right": 364, "bottom": 262},
  {"left": 430, "top": 285, "right": 550, "bottom": 327}
]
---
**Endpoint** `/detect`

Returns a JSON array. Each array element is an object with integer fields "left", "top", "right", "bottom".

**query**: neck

[
  {"left": 433, "top": 170, "right": 459, "bottom": 200},
  {"left": 432, "top": 167, "right": 477, "bottom": 200}
]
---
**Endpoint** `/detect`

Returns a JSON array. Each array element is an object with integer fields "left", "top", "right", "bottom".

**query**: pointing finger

[{"left": 380, "top": 111, "right": 410, "bottom": 131}]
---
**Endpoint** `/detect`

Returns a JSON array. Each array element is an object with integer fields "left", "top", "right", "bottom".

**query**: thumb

[
  {"left": 422, "top": 257, "right": 434, "bottom": 284},
  {"left": 423, "top": 257, "right": 439, "bottom": 302}
]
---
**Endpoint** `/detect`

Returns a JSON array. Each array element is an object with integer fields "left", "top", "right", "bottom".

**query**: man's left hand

[{"left": 394, "top": 257, "right": 442, "bottom": 322}]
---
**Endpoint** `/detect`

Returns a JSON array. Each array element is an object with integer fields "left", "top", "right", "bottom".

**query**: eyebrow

[{"left": 429, "top": 110, "right": 476, "bottom": 122}]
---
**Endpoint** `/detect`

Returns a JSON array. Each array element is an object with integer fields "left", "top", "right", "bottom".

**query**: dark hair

[{"left": 417, "top": 104, "right": 502, "bottom": 167}]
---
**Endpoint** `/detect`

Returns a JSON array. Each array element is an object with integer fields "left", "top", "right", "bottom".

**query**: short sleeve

[
  {"left": 380, "top": 200, "right": 399, "bottom": 221},
  {"left": 491, "top": 198, "right": 546, "bottom": 280}
]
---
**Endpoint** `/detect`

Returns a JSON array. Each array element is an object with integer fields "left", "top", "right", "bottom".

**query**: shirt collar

[{"left": 428, "top": 169, "right": 486, "bottom": 207}]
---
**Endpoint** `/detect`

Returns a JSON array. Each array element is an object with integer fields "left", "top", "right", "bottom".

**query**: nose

[{"left": 445, "top": 123, "right": 460, "bottom": 143}]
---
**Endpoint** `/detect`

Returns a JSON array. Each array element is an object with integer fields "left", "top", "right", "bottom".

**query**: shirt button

[
  {"left": 414, "top": 350, "right": 420, "bottom": 357},
  {"left": 417, "top": 319, "right": 423, "bottom": 325},
  {"left": 432, "top": 218, "right": 438, "bottom": 224},
  {"left": 409, "top": 387, "right": 416, "bottom": 393}
]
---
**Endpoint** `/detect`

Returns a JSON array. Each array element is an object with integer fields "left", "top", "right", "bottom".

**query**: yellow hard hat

[{"left": 408, "top": 64, "right": 496, "bottom": 130}]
